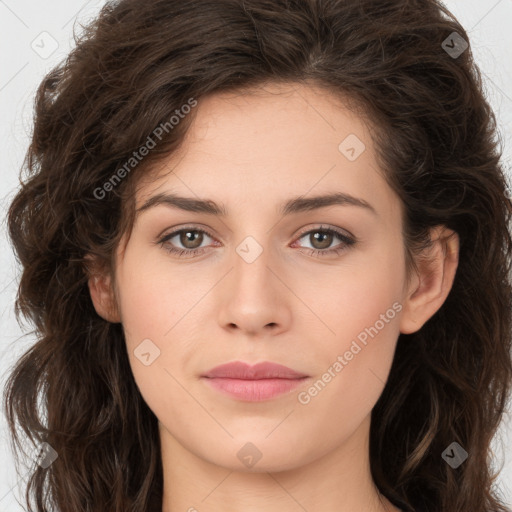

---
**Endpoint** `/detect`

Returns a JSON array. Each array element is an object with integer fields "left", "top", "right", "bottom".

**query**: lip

[
  {"left": 202, "top": 361, "right": 308, "bottom": 379},
  {"left": 201, "top": 361, "right": 309, "bottom": 401}
]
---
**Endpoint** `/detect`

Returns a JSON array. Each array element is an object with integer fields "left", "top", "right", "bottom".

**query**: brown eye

[
  {"left": 309, "top": 231, "right": 334, "bottom": 250},
  {"left": 158, "top": 227, "right": 215, "bottom": 258},
  {"left": 179, "top": 230, "right": 204, "bottom": 249},
  {"left": 293, "top": 226, "right": 356, "bottom": 258}
]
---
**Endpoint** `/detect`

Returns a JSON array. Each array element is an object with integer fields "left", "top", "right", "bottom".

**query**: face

[{"left": 105, "top": 82, "right": 413, "bottom": 472}]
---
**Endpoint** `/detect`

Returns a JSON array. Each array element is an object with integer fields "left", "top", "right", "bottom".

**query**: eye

[
  {"left": 157, "top": 224, "right": 356, "bottom": 259},
  {"left": 158, "top": 226, "right": 216, "bottom": 259},
  {"left": 292, "top": 225, "right": 356, "bottom": 257}
]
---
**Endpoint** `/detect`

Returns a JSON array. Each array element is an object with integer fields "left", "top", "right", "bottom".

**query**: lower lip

[{"left": 202, "top": 377, "right": 308, "bottom": 401}]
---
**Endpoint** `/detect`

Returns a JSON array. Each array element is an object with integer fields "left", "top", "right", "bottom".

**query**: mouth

[{"left": 200, "top": 361, "right": 310, "bottom": 401}]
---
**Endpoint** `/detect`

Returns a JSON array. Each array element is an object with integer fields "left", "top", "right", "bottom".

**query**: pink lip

[{"left": 201, "top": 361, "right": 309, "bottom": 401}]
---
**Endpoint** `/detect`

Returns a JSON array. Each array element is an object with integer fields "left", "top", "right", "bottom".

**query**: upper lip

[{"left": 201, "top": 361, "right": 309, "bottom": 380}]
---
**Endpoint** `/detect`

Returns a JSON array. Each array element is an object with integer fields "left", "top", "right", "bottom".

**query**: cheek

[
  {"left": 115, "top": 246, "right": 197, "bottom": 346},
  {"left": 316, "top": 245, "right": 405, "bottom": 351},
  {"left": 304, "top": 245, "right": 405, "bottom": 405},
  {"left": 296, "top": 283, "right": 402, "bottom": 441},
  {"left": 114, "top": 247, "right": 207, "bottom": 404}
]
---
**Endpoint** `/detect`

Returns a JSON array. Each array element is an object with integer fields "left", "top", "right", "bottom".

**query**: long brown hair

[{"left": 4, "top": 1, "right": 512, "bottom": 511}]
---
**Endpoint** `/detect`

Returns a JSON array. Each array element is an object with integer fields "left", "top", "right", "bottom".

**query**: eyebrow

[{"left": 137, "top": 191, "right": 377, "bottom": 217}]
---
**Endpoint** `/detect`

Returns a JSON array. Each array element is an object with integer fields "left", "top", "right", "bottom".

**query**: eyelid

[
  {"left": 156, "top": 222, "right": 215, "bottom": 240},
  {"left": 157, "top": 224, "right": 217, "bottom": 245},
  {"left": 294, "top": 224, "right": 355, "bottom": 242}
]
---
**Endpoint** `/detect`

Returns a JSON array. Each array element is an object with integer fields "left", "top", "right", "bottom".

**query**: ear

[
  {"left": 399, "top": 225, "right": 459, "bottom": 334},
  {"left": 85, "top": 255, "right": 121, "bottom": 323}
]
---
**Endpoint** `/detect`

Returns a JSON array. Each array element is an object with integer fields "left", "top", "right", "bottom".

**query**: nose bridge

[{"left": 232, "top": 233, "right": 274, "bottom": 291}]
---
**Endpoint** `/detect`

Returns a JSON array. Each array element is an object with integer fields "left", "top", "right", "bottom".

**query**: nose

[{"left": 216, "top": 239, "right": 292, "bottom": 337}]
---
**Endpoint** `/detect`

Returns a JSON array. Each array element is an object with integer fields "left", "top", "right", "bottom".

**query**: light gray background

[{"left": 0, "top": 0, "right": 511, "bottom": 510}]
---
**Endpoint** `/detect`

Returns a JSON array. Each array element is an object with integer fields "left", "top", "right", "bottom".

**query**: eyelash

[{"left": 157, "top": 224, "right": 356, "bottom": 259}]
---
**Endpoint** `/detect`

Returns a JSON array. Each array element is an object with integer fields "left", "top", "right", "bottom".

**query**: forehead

[
  {"left": 177, "top": 82, "right": 370, "bottom": 167},
  {"left": 134, "top": 82, "right": 398, "bottom": 224}
]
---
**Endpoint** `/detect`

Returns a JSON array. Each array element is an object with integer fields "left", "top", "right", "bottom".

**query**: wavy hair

[{"left": 4, "top": 0, "right": 512, "bottom": 511}]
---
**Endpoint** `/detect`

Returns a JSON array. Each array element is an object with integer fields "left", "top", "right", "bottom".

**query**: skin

[{"left": 88, "top": 82, "right": 459, "bottom": 512}]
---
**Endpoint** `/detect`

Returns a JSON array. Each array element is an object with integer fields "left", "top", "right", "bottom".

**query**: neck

[{"left": 159, "top": 414, "right": 400, "bottom": 512}]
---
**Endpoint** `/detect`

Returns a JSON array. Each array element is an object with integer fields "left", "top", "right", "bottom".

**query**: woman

[{"left": 4, "top": 0, "right": 512, "bottom": 511}]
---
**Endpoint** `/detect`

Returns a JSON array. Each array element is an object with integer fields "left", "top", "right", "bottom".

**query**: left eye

[
  {"left": 158, "top": 225, "right": 356, "bottom": 259},
  {"left": 294, "top": 227, "right": 355, "bottom": 252}
]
